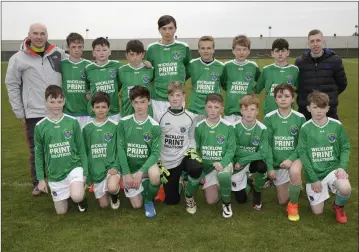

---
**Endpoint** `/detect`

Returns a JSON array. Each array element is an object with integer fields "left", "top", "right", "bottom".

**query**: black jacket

[{"left": 295, "top": 48, "right": 347, "bottom": 111}]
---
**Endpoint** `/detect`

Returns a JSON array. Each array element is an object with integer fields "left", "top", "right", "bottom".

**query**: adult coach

[
  {"left": 5, "top": 23, "right": 66, "bottom": 195},
  {"left": 295, "top": 29, "right": 347, "bottom": 120}
]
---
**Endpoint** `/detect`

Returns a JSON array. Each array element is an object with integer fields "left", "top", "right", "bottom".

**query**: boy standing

[
  {"left": 118, "top": 39, "right": 154, "bottom": 117},
  {"left": 254, "top": 38, "right": 299, "bottom": 115},
  {"left": 232, "top": 95, "right": 271, "bottom": 211},
  {"left": 85, "top": 37, "right": 122, "bottom": 122},
  {"left": 264, "top": 84, "right": 305, "bottom": 221},
  {"left": 187, "top": 36, "right": 225, "bottom": 125},
  {"left": 222, "top": 35, "right": 261, "bottom": 124},
  {"left": 298, "top": 91, "right": 351, "bottom": 223},
  {"left": 82, "top": 91, "right": 121, "bottom": 209},
  {"left": 117, "top": 86, "right": 161, "bottom": 218},
  {"left": 195, "top": 94, "right": 235, "bottom": 218},
  {"left": 35, "top": 85, "right": 88, "bottom": 214},
  {"left": 61, "top": 32, "right": 92, "bottom": 128}
]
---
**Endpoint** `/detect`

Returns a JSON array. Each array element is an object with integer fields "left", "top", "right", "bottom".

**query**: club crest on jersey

[
  {"left": 143, "top": 75, "right": 150, "bottom": 84},
  {"left": 252, "top": 136, "right": 260, "bottom": 146},
  {"left": 245, "top": 72, "right": 253, "bottom": 81},
  {"left": 109, "top": 69, "right": 117, "bottom": 78},
  {"left": 64, "top": 129, "right": 72, "bottom": 139},
  {"left": 172, "top": 50, "right": 181, "bottom": 59},
  {"left": 144, "top": 133, "right": 152, "bottom": 142},
  {"left": 286, "top": 75, "right": 293, "bottom": 84},
  {"left": 210, "top": 72, "right": 218, "bottom": 81},
  {"left": 81, "top": 69, "right": 87, "bottom": 79},
  {"left": 104, "top": 132, "right": 112, "bottom": 142},
  {"left": 180, "top": 127, "right": 186, "bottom": 133},
  {"left": 328, "top": 133, "right": 336, "bottom": 143},
  {"left": 289, "top": 125, "right": 299, "bottom": 135},
  {"left": 216, "top": 135, "right": 225, "bottom": 144}
]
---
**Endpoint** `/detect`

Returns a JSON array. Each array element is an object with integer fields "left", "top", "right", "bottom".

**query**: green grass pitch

[{"left": 1, "top": 58, "right": 358, "bottom": 252}]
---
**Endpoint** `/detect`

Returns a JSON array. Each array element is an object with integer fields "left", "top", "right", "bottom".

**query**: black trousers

[{"left": 24, "top": 117, "right": 43, "bottom": 187}]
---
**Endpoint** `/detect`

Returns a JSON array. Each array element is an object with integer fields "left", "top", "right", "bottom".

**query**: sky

[{"left": 1, "top": 1, "right": 358, "bottom": 40}]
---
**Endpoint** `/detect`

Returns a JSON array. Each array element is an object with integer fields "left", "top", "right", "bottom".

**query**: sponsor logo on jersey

[
  {"left": 210, "top": 72, "right": 218, "bottom": 81},
  {"left": 328, "top": 133, "right": 336, "bottom": 143},
  {"left": 172, "top": 50, "right": 181, "bottom": 59},
  {"left": 216, "top": 134, "right": 225, "bottom": 144},
  {"left": 64, "top": 129, "right": 72, "bottom": 139},
  {"left": 109, "top": 69, "right": 117, "bottom": 78},
  {"left": 232, "top": 182, "right": 237, "bottom": 187},
  {"left": 81, "top": 69, "right": 86, "bottom": 79},
  {"left": 180, "top": 127, "right": 186, "bottom": 133},
  {"left": 252, "top": 136, "right": 260, "bottom": 146},
  {"left": 245, "top": 72, "right": 252, "bottom": 81},
  {"left": 143, "top": 75, "right": 150, "bottom": 84},
  {"left": 52, "top": 191, "right": 57, "bottom": 196},
  {"left": 286, "top": 75, "right": 293, "bottom": 84},
  {"left": 104, "top": 132, "right": 113, "bottom": 142},
  {"left": 290, "top": 125, "right": 299, "bottom": 135},
  {"left": 144, "top": 133, "right": 152, "bottom": 142}
]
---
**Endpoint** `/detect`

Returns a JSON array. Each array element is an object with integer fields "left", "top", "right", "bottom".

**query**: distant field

[{"left": 1, "top": 59, "right": 358, "bottom": 252}]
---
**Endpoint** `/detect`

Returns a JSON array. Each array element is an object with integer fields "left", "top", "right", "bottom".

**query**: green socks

[
  {"left": 288, "top": 183, "right": 301, "bottom": 204},
  {"left": 335, "top": 191, "right": 350, "bottom": 206},
  {"left": 217, "top": 170, "right": 232, "bottom": 203},
  {"left": 254, "top": 172, "right": 267, "bottom": 192},
  {"left": 185, "top": 176, "right": 201, "bottom": 198},
  {"left": 142, "top": 179, "right": 160, "bottom": 203}
]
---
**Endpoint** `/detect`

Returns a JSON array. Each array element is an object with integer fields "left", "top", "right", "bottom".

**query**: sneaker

[
  {"left": 222, "top": 203, "right": 233, "bottom": 218},
  {"left": 286, "top": 202, "right": 300, "bottom": 221},
  {"left": 77, "top": 199, "right": 88, "bottom": 212},
  {"left": 110, "top": 193, "right": 120, "bottom": 209},
  {"left": 185, "top": 196, "right": 197, "bottom": 214},
  {"left": 144, "top": 201, "right": 156, "bottom": 218},
  {"left": 253, "top": 190, "right": 262, "bottom": 211},
  {"left": 32, "top": 185, "right": 41, "bottom": 196},
  {"left": 333, "top": 203, "right": 348, "bottom": 224}
]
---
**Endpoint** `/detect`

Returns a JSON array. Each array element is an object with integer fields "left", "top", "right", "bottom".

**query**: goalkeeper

[{"left": 158, "top": 81, "right": 203, "bottom": 214}]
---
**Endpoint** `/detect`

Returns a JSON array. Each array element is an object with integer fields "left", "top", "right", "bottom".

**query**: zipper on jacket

[{"left": 314, "top": 59, "right": 318, "bottom": 88}]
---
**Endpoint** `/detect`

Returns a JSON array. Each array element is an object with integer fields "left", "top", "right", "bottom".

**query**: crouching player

[
  {"left": 83, "top": 92, "right": 121, "bottom": 209},
  {"left": 117, "top": 86, "right": 161, "bottom": 218},
  {"left": 232, "top": 94, "right": 271, "bottom": 211},
  {"left": 195, "top": 94, "right": 235, "bottom": 218},
  {"left": 298, "top": 91, "right": 351, "bottom": 223},
  {"left": 35, "top": 85, "right": 88, "bottom": 214},
  {"left": 158, "top": 81, "right": 203, "bottom": 213},
  {"left": 264, "top": 84, "right": 305, "bottom": 221}
]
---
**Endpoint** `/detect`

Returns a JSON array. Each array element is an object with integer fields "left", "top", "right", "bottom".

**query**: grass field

[{"left": 1, "top": 58, "right": 358, "bottom": 252}]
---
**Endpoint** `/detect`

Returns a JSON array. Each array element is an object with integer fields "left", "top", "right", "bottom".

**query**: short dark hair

[
  {"left": 158, "top": 15, "right": 177, "bottom": 29},
  {"left": 308, "top": 29, "right": 323, "bottom": 38},
  {"left": 273, "top": 83, "right": 296, "bottom": 98},
  {"left": 91, "top": 91, "right": 110, "bottom": 107},
  {"left": 272, "top": 38, "right": 289, "bottom": 51},
  {"left": 92, "top": 37, "right": 110, "bottom": 50},
  {"left": 126, "top": 39, "right": 145, "bottom": 54},
  {"left": 66, "top": 32, "right": 84, "bottom": 47},
  {"left": 205, "top": 93, "right": 224, "bottom": 106},
  {"left": 130, "top": 86, "right": 150, "bottom": 101},
  {"left": 45, "top": 85, "right": 64, "bottom": 100}
]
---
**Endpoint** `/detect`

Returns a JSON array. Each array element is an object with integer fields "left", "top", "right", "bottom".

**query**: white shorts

[
  {"left": 123, "top": 172, "right": 145, "bottom": 198},
  {"left": 203, "top": 163, "right": 233, "bottom": 189},
  {"left": 109, "top": 113, "right": 121, "bottom": 122},
  {"left": 48, "top": 167, "right": 84, "bottom": 202},
  {"left": 273, "top": 169, "right": 290, "bottom": 186},
  {"left": 306, "top": 170, "right": 337, "bottom": 206},
  {"left": 231, "top": 164, "right": 250, "bottom": 191},
  {"left": 152, "top": 100, "right": 170, "bottom": 122},
  {"left": 191, "top": 113, "right": 206, "bottom": 126},
  {"left": 75, "top": 116, "right": 91, "bottom": 129},
  {"left": 224, "top": 115, "right": 242, "bottom": 124},
  {"left": 93, "top": 173, "right": 121, "bottom": 199}
]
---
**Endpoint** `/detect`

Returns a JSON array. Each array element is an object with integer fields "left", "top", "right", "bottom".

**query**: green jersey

[
  {"left": 233, "top": 119, "right": 272, "bottom": 171},
  {"left": 298, "top": 118, "right": 350, "bottom": 183},
  {"left": 222, "top": 60, "right": 261, "bottom": 116},
  {"left": 117, "top": 115, "right": 161, "bottom": 175},
  {"left": 253, "top": 64, "right": 299, "bottom": 115},
  {"left": 145, "top": 40, "right": 191, "bottom": 101},
  {"left": 118, "top": 63, "right": 154, "bottom": 117},
  {"left": 195, "top": 118, "right": 235, "bottom": 175},
  {"left": 34, "top": 114, "right": 88, "bottom": 182},
  {"left": 264, "top": 109, "right": 306, "bottom": 170},
  {"left": 188, "top": 58, "right": 225, "bottom": 115},
  {"left": 61, "top": 58, "right": 92, "bottom": 116},
  {"left": 82, "top": 119, "right": 119, "bottom": 183},
  {"left": 85, "top": 60, "right": 123, "bottom": 116}
]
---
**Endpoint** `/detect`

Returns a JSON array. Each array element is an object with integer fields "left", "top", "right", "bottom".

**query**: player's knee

[
  {"left": 149, "top": 165, "right": 161, "bottom": 185},
  {"left": 234, "top": 190, "right": 247, "bottom": 204},
  {"left": 71, "top": 190, "right": 84, "bottom": 203},
  {"left": 338, "top": 184, "right": 352, "bottom": 196},
  {"left": 131, "top": 199, "right": 143, "bottom": 209},
  {"left": 312, "top": 209, "right": 323, "bottom": 215},
  {"left": 107, "top": 182, "right": 120, "bottom": 195},
  {"left": 56, "top": 208, "right": 67, "bottom": 215},
  {"left": 250, "top": 160, "right": 267, "bottom": 174},
  {"left": 206, "top": 197, "right": 218, "bottom": 205},
  {"left": 278, "top": 197, "right": 289, "bottom": 205},
  {"left": 99, "top": 200, "right": 109, "bottom": 208},
  {"left": 186, "top": 159, "right": 203, "bottom": 179}
]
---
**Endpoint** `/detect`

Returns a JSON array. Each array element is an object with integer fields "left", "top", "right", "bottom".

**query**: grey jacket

[{"left": 5, "top": 39, "right": 67, "bottom": 119}]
